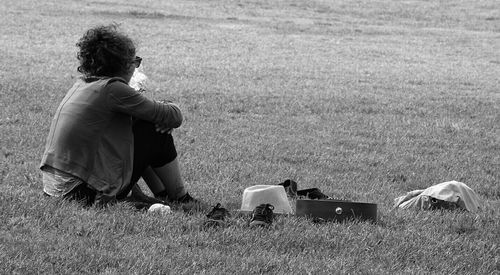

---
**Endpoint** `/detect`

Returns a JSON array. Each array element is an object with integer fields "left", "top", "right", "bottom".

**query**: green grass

[{"left": 1, "top": 0, "right": 499, "bottom": 273}]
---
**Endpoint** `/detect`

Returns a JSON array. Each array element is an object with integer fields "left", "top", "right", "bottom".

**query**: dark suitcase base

[{"left": 295, "top": 199, "right": 377, "bottom": 223}]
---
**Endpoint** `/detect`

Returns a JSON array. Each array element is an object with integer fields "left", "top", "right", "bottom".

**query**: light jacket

[
  {"left": 394, "top": 181, "right": 482, "bottom": 212},
  {"left": 40, "top": 77, "right": 182, "bottom": 196}
]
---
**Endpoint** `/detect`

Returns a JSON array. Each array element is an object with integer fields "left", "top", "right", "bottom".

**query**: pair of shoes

[
  {"left": 278, "top": 179, "right": 331, "bottom": 200},
  {"left": 203, "top": 203, "right": 231, "bottom": 228},
  {"left": 249, "top": 203, "right": 275, "bottom": 227},
  {"left": 202, "top": 203, "right": 275, "bottom": 228}
]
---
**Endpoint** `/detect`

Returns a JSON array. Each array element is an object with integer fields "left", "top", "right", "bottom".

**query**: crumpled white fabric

[{"left": 394, "top": 181, "right": 482, "bottom": 212}]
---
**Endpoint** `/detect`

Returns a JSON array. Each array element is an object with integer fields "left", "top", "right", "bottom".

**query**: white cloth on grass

[{"left": 394, "top": 181, "right": 482, "bottom": 212}]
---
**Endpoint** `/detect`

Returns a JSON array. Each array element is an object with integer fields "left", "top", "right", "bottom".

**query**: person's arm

[{"left": 106, "top": 80, "right": 183, "bottom": 129}]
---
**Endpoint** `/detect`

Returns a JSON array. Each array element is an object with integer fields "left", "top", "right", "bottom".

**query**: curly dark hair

[{"left": 76, "top": 24, "right": 136, "bottom": 77}]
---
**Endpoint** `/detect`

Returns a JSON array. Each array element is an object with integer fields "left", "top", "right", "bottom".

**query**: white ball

[{"left": 148, "top": 203, "right": 172, "bottom": 214}]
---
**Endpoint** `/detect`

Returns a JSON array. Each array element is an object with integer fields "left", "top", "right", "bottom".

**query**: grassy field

[{"left": 1, "top": 0, "right": 499, "bottom": 273}]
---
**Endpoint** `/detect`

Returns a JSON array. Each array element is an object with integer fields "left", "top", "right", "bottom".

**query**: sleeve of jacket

[{"left": 105, "top": 80, "right": 183, "bottom": 128}]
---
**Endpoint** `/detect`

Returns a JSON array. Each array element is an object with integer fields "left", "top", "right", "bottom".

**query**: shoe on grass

[
  {"left": 203, "top": 203, "right": 231, "bottom": 228},
  {"left": 249, "top": 203, "right": 274, "bottom": 227}
]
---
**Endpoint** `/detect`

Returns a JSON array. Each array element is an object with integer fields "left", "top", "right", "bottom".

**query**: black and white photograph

[{"left": 1, "top": 0, "right": 498, "bottom": 273}]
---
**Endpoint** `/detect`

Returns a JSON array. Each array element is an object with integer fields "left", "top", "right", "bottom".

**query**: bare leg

[
  {"left": 141, "top": 167, "right": 165, "bottom": 195},
  {"left": 142, "top": 157, "right": 187, "bottom": 201}
]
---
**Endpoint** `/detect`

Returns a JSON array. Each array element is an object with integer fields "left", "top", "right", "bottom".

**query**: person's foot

[
  {"left": 169, "top": 192, "right": 208, "bottom": 213},
  {"left": 172, "top": 192, "right": 198, "bottom": 203},
  {"left": 127, "top": 184, "right": 166, "bottom": 210},
  {"left": 249, "top": 204, "right": 274, "bottom": 227},
  {"left": 203, "top": 203, "right": 231, "bottom": 228}
]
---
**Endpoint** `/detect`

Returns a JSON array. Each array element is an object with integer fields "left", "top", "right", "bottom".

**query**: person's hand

[{"left": 155, "top": 124, "right": 173, "bottom": 134}]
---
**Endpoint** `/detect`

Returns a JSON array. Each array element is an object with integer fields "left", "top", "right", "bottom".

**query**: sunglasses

[{"left": 133, "top": 56, "right": 142, "bottom": 68}]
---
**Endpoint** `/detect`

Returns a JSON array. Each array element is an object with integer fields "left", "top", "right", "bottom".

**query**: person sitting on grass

[{"left": 40, "top": 24, "right": 200, "bottom": 210}]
